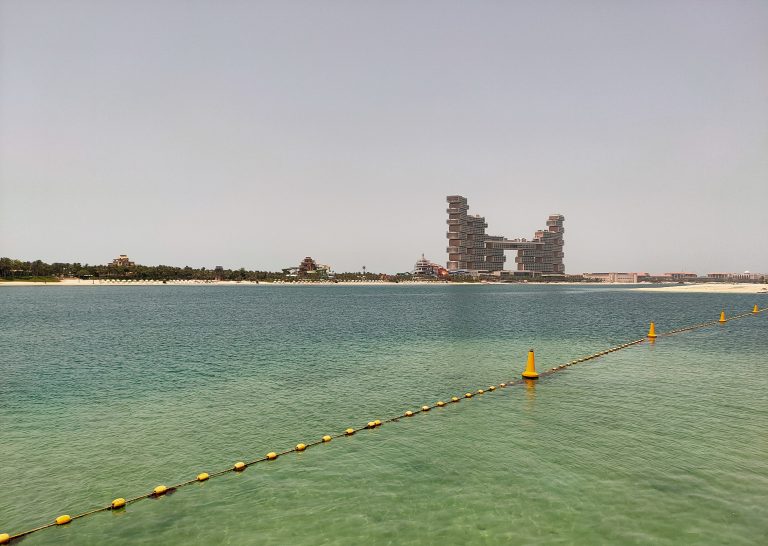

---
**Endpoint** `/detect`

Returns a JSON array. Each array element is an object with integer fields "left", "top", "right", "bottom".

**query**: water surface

[{"left": 1, "top": 285, "right": 766, "bottom": 544}]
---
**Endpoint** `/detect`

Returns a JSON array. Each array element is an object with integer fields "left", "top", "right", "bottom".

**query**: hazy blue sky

[{"left": 1, "top": 1, "right": 766, "bottom": 273}]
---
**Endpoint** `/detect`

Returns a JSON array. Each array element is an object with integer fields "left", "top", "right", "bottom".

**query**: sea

[{"left": 1, "top": 284, "right": 766, "bottom": 545}]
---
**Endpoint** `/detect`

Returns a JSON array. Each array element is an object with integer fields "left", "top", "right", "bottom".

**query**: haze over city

[{"left": 1, "top": 1, "right": 766, "bottom": 273}]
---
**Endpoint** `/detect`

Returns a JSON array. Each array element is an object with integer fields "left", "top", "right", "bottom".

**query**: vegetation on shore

[
  {"left": 0, "top": 257, "right": 571, "bottom": 284},
  {"left": 0, "top": 275, "right": 60, "bottom": 283},
  {"left": 0, "top": 257, "right": 433, "bottom": 282}
]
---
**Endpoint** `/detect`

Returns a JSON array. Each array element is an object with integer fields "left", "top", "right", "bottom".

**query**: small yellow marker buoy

[
  {"left": 55, "top": 515, "right": 71, "bottom": 525},
  {"left": 296, "top": 443, "right": 306, "bottom": 451},
  {"left": 196, "top": 473, "right": 209, "bottom": 482},
  {"left": 322, "top": 435, "right": 332, "bottom": 442},
  {"left": 477, "top": 389, "right": 484, "bottom": 395},
  {"left": 522, "top": 349, "right": 539, "bottom": 380},
  {"left": 451, "top": 396, "right": 460, "bottom": 402},
  {"left": 266, "top": 452, "right": 278, "bottom": 460},
  {"left": 374, "top": 420, "right": 381, "bottom": 426},
  {"left": 500, "top": 383, "right": 506, "bottom": 387},
  {"left": 719, "top": 310, "right": 726, "bottom": 323},
  {"left": 0, "top": 533, "right": 9, "bottom": 545},
  {"left": 111, "top": 497, "right": 127, "bottom": 509},
  {"left": 153, "top": 485, "right": 168, "bottom": 496},
  {"left": 367, "top": 421, "right": 376, "bottom": 429},
  {"left": 436, "top": 401, "right": 446, "bottom": 407},
  {"left": 233, "top": 462, "right": 246, "bottom": 471},
  {"left": 421, "top": 405, "right": 430, "bottom": 411},
  {"left": 345, "top": 428, "right": 355, "bottom": 435},
  {"left": 647, "top": 321, "right": 657, "bottom": 339},
  {"left": 488, "top": 386, "right": 495, "bottom": 391},
  {"left": 753, "top": 304, "right": 759, "bottom": 314},
  {"left": 465, "top": 392, "right": 473, "bottom": 398},
  {"left": 404, "top": 410, "right": 413, "bottom": 417}
]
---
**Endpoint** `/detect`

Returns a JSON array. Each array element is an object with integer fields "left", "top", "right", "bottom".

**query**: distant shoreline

[{"left": 2, "top": 278, "right": 767, "bottom": 293}]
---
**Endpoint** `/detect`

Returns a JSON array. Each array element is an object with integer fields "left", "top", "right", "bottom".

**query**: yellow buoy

[
  {"left": 404, "top": 410, "right": 413, "bottom": 417},
  {"left": 345, "top": 428, "right": 355, "bottom": 435},
  {"left": 436, "top": 401, "right": 446, "bottom": 407},
  {"left": 111, "top": 497, "right": 127, "bottom": 509},
  {"left": 648, "top": 321, "right": 657, "bottom": 338},
  {"left": 266, "top": 452, "right": 278, "bottom": 460},
  {"left": 0, "top": 533, "right": 9, "bottom": 544},
  {"left": 233, "top": 461, "right": 246, "bottom": 471},
  {"left": 367, "top": 421, "right": 376, "bottom": 428},
  {"left": 488, "top": 386, "right": 496, "bottom": 391},
  {"left": 465, "top": 392, "right": 473, "bottom": 398},
  {"left": 499, "top": 383, "right": 506, "bottom": 387},
  {"left": 153, "top": 485, "right": 168, "bottom": 496},
  {"left": 753, "top": 304, "right": 759, "bottom": 314},
  {"left": 197, "top": 473, "right": 209, "bottom": 482},
  {"left": 522, "top": 349, "right": 539, "bottom": 379},
  {"left": 296, "top": 443, "right": 307, "bottom": 451},
  {"left": 55, "top": 515, "right": 71, "bottom": 525},
  {"left": 451, "top": 396, "right": 460, "bottom": 402},
  {"left": 374, "top": 420, "right": 381, "bottom": 426},
  {"left": 719, "top": 310, "right": 726, "bottom": 323},
  {"left": 421, "top": 405, "right": 430, "bottom": 411},
  {"left": 322, "top": 435, "right": 332, "bottom": 442}
]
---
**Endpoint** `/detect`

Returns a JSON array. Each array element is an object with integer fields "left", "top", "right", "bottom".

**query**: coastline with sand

[{"left": 2, "top": 278, "right": 767, "bottom": 293}]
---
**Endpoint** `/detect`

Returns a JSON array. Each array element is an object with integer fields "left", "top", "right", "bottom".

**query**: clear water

[{"left": 1, "top": 285, "right": 766, "bottom": 545}]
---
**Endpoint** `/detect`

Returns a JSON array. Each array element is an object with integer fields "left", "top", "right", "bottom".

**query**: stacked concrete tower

[
  {"left": 447, "top": 196, "right": 503, "bottom": 270},
  {"left": 446, "top": 195, "right": 565, "bottom": 275}
]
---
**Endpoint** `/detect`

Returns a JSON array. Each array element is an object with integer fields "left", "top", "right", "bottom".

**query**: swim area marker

[{"left": 1, "top": 305, "right": 765, "bottom": 544}]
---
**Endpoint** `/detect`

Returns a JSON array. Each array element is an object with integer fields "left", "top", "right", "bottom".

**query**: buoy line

[{"left": 1, "top": 306, "right": 764, "bottom": 544}]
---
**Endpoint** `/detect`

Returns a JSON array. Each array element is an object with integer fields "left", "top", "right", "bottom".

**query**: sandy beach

[
  {"left": 0, "top": 278, "right": 454, "bottom": 287},
  {"left": 2, "top": 279, "right": 767, "bottom": 293},
  {"left": 635, "top": 283, "right": 768, "bottom": 294}
]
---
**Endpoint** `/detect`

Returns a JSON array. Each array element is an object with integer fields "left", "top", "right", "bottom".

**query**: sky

[{"left": 1, "top": 0, "right": 766, "bottom": 274}]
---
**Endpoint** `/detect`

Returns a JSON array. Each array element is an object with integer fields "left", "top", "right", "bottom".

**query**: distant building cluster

[
  {"left": 110, "top": 254, "right": 135, "bottom": 267},
  {"left": 583, "top": 271, "right": 766, "bottom": 283},
  {"left": 412, "top": 254, "right": 448, "bottom": 278},
  {"left": 707, "top": 272, "right": 765, "bottom": 282},
  {"left": 446, "top": 195, "right": 565, "bottom": 278},
  {"left": 283, "top": 257, "right": 333, "bottom": 278}
]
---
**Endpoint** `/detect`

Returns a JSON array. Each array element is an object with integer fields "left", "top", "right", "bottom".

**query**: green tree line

[{"left": 0, "top": 257, "right": 408, "bottom": 282}]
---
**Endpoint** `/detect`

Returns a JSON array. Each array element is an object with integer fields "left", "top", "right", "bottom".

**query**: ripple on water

[{"left": 0, "top": 285, "right": 766, "bottom": 545}]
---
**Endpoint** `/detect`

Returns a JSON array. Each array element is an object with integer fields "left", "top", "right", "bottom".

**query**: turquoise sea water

[{"left": 1, "top": 285, "right": 766, "bottom": 545}]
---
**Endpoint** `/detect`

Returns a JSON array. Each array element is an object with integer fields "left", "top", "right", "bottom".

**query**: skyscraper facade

[{"left": 446, "top": 195, "right": 565, "bottom": 275}]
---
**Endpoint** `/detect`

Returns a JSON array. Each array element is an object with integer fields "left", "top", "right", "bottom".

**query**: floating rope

[{"left": 1, "top": 306, "right": 764, "bottom": 544}]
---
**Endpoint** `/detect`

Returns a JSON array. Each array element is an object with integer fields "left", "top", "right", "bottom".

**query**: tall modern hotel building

[{"left": 446, "top": 195, "right": 565, "bottom": 275}]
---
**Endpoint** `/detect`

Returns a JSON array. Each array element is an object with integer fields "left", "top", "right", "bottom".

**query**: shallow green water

[{"left": 1, "top": 285, "right": 766, "bottom": 545}]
